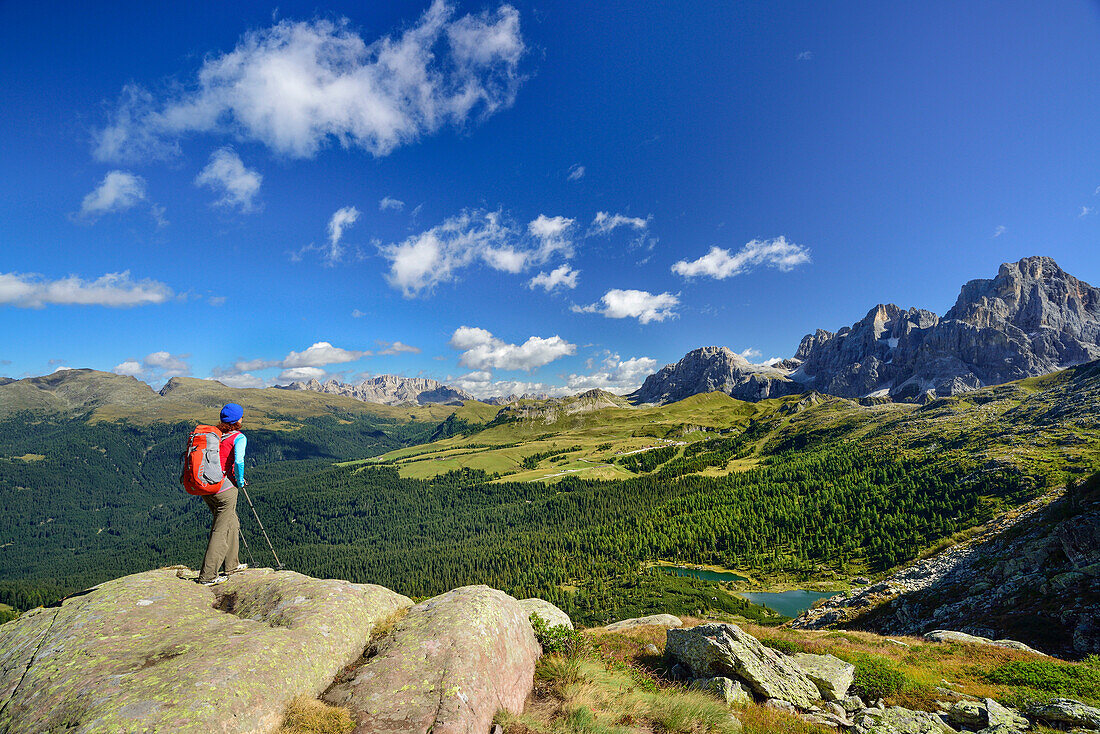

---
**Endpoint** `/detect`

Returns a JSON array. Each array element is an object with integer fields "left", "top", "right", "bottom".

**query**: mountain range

[{"left": 633, "top": 256, "right": 1100, "bottom": 404}]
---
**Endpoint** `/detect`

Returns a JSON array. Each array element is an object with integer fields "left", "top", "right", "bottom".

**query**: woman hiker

[{"left": 198, "top": 402, "right": 249, "bottom": 586}]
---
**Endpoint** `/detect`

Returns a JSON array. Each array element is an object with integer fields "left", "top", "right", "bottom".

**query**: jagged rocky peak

[
  {"left": 633, "top": 257, "right": 1100, "bottom": 405},
  {"left": 282, "top": 375, "right": 474, "bottom": 406},
  {"left": 791, "top": 257, "right": 1100, "bottom": 401},
  {"left": 630, "top": 346, "right": 801, "bottom": 405},
  {"left": 946, "top": 255, "right": 1100, "bottom": 360}
]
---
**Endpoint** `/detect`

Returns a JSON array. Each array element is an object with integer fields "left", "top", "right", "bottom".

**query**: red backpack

[{"left": 180, "top": 425, "right": 225, "bottom": 495}]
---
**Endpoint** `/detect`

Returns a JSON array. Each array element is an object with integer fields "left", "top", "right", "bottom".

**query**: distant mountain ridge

[
  {"left": 280, "top": 375, "right": 474, "bottom": 406},
  {"left": 633, "top": 256, "right": 1100, "bottom": 404}
]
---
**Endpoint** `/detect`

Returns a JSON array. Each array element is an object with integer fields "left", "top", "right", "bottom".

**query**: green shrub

[
  {"left": 986, "top": 660, "right": 1100, "bottom": 701},
  {"left": 531, "top": 613, "right": 580, "bottom": 655},
  {"left": 850, "top": 655, "right": 906, "bottom": 700}
]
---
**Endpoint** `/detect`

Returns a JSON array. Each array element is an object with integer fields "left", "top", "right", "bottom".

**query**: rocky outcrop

[
  {"left": 282, "top": 376, "right": 474, "bottom": 406},
  {"left": 1025, "top": 698, "right": 1100, "bottom": 729},
  {"left": 492, "top": 389, "right": 635, "bottom": 425},
  {"left": 323, "top": 585, "right": 540, "bottom": 734},
  {"left": 604, "top": 614, "right": 683, "bottom": 632},
  {"left": 632, "top": 257, "right": 1100, "bottom": 405},
  {"left": 630, "top": 347, "right": 801, "bottom": 405},
  {"left": 0, "top": 568, "right": 411, "bottom": 733},
  {"left": 852, "top": 706, "right": 956, "bottom": 734},
  {"left": 666, "top": 623, "right": 822, "bottom": 710},
  {"left": 797, "top": 473, "right": 1100, "bottom": 659}
]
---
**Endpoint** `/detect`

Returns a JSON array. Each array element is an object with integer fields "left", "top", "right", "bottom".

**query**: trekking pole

[
  {"left": 238, "top": 527, "right": 257, "bottom": 568},
  {"left": 239, "top": 482, "right": 284, "bottom": 570}
]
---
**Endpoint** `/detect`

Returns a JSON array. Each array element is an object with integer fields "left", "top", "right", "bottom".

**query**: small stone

[
  {"left": 765, "top": 698, "right": 799, "bottom": 714},
  {"left": 644, "top": 643, "right": 660, "bottom": 656}
]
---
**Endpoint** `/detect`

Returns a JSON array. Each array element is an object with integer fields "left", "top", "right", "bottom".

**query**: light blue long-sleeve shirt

[{"left": 220, "top": 432, "right": 246, "bottom": 489}]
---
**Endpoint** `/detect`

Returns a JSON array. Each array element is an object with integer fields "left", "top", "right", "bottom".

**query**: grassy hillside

[
  {"left": 371, "top": 362, "right": 1100, "bottom": 490},
  {"left": 0, "top": 370, "right": 500, "bottom": 427}
]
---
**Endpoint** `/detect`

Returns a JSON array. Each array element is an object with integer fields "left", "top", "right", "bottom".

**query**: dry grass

[
  {"left": 504, "top": 654, "right": 782, "bottom": 734},
  {"left": 277, "top": 695, "right": 354, "bottom": 734}
]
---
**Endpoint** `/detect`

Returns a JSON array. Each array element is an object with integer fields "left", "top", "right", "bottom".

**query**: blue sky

[{"left": 3, "top": 1, "right": 1099, "bottom": 397}]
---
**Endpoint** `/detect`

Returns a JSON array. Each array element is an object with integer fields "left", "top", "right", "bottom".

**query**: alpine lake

[{"left": 657, "top": 565, "right": 836, "bottom": 618}]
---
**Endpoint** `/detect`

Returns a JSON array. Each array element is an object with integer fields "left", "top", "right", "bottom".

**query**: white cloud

[
  {"left": 0, "top": 271, "right": 173, "bottom": 308},
  {"left": 325, "top": 206, "right": 360, "bottom": 263},
  {"left": 447, "top": 370, "right": 567, "bottom": 399},
  {"left": 278, "top": 366, "right": 327, "bottom": 383},
  {"left": 223, "top": 340, "right": 371, "bottom": 379},
  {"left": 78, "top": 171, "right": 147, "bottom": 219},
  {"left": 94, "top": 2, "right": 526, "bottom": 161},
  {"left": 589, "top": 211, "right": 649, "bottom": 236},
  {"left": 283, "top": 341, "right": 370, "bottom": 368},
  {"left": 573, "top": 289, "right": 679, "bottom": 324},
  {"left": 449, "top": 326, "right": 575, "bottom": 371},
  {"left": 738, "top": 347, "right": 762, "bottom": 360},
  {"left": 1080, "top": 206, "right": 1094, "bottom": 218},
  {"left": 377, "top": 340, "right": 421, "bottom": 355},
  {"left": 529, "top": 264, "right": 579, "bottom": 292},
  {"left": 194, "top": 148, "right": 262, "bottom": 212},
  {"left": 567, "top": 163, "right": 585, "bottom": 181},
  {"left": 351, "top": 309, "right": 366, "bottom": 318},
  {"left": 797, "top": 50, "right": 814, "bottom": 61},
  {"left": 380, "top": 209, "right": 575, "bottom": 297},
  {"left": 113, "top": 351, "right": 191, "bottom": 382},
  {"left": 993, "top": 225, "right": 1006, "bottom": 238},
  {"left": 113, "top": 360, "right": 144, "bottom": 377},
  {"left": 379, "top": 196, "right": 405, "bottom": 211},
  {"left": 214, "top": 372, "right": 268, "bottom": 388},
  {"left": 528, "top": 214, "right": 575, "bottom": 260},
  {"left": 564, "top": 354, "right": 656, "bottom": 393},
  {"left": 672, "top": 236, "right": 811, "bottom": 279}
]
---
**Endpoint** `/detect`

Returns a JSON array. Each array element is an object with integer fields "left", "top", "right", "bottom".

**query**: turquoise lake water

[
  {"left": 738, "top": 590, "right": 836, "bottom": 618},
  {"left": 658, "top": 566, "right": 750, "bottom": 583},
  {"left": 657, "top": 566, "right": 835, "bottom": 617}
]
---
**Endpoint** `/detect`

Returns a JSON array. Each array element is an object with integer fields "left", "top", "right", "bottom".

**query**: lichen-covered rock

[
  {"left": 982, "top": 698, "right": 1027, "bottom": 734},
  {"left": 945, "top": 700, "right": 984, "bottom": 727},
  {"left": 789, "top": 652, "right": 855, "bottom": 701},
  {"left": 665, "top": 623, "right": 821, "bottom": 710},
  {"left": 923, "top": 630, "right": 1045, "bottom": 655},
  {"left": 693, "top": 677, "right": 753, "bottom": 706},
  {"left": 853, "top": 706, "right": 957, "bottom": 734},
  {"left": 0, "top": 568, "right": 411, "bottom": 733},
  {"left": 519, "top": 598, "right": 573, "bottom": 630},
  {"left": 604, "top": 614, "right": 682, "bottom": 631},
  {"left": 1025, "top": 698, "right": 1100, "bottom": 729},
  {"left": 323, "top": 585, "right": 540, "bottom": 734}
]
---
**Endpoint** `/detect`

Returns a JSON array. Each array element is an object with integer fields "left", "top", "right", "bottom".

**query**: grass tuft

[{"left": 277, "top": 695, "right": 354, "bottom": 734}]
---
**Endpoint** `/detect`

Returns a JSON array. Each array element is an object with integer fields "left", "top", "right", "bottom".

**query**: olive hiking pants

[{"left": 199, "top": 482, "right": 239, "bottom": 582}]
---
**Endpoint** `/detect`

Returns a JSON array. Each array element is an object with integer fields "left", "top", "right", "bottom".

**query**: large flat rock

[
  {"left": 665, "top": 623, "right": 821, "bottom": 710},
  {"left": 324, "top": 585, "right": 541, "bottom": 734},
  {"left": 0, "top": 568, "right": 410, "bottom": 733}
]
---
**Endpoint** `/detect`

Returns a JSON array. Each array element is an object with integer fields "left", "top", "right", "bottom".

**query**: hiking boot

[
  {"left": 198, "top": 575, "right": 228, "bottom": 586},
  {"left": 229, "top": 563, "right": 248, "bottom": 574}
]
